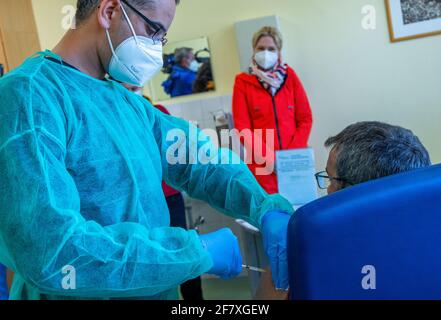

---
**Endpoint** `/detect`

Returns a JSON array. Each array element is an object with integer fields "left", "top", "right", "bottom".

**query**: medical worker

[{"left": 0, "top": 0, "right": 293, "bottom": 300}]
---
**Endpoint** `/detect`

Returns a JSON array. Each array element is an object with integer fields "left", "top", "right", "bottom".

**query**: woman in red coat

[{"left": 233, "top": 26, "right": 313, "bottom": 194}]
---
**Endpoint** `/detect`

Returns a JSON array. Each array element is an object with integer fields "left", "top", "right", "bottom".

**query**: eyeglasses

[
  {"left": 315, "top": 171, "right": 353, "bottom": 190},
  {"left": 120, "top": 0, "right": 168, "bottom": 46}
]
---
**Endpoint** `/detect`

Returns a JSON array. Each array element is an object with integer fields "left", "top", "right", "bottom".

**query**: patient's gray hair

[
  {"left": 76, "top": 0, "right": 180, "bottom": 24},
  {"left": 325, "top": 121, "right": 431, "bottom": 186}
]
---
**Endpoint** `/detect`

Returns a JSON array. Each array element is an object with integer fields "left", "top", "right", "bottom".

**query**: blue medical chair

[{"left": 288, "top": 164, "right": 441, "bottom": 300}]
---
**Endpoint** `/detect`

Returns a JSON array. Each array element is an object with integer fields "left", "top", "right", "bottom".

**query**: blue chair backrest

[
  {"left": 0, "top": 264, "right": 8, "bottom": 300},
  {"left": 288, "top": 164, "right": 441, "bottom": 300}
]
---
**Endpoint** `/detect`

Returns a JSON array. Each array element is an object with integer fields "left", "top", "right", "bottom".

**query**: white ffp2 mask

[
  {"left": 254, "top": 50, "right": 279, "bottom": 70},
  {"left": 106, "top": 4, "right": 163, "bottom": 87}
]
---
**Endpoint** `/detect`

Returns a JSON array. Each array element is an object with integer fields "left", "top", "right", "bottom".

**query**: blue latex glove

[
  {"left": 262, "top": 211, "right": 291, "bottom": 291},
  {"left": 200, "top": 228, "right": 243, "bottom": 279}
]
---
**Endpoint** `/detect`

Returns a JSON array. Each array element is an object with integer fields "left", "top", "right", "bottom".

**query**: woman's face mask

[
  {"left": 106, "top": 3, "right": 163, "bottom": 87},
  {"left": 254, "top": 50, "right": 279, "bottom": 70}
]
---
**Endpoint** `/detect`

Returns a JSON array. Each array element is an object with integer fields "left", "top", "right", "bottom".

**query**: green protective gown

[{"left": 0, "top": 51, "right": 293, "bottom": 300}]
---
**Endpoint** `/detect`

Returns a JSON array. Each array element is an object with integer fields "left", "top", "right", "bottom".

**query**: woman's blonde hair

[{"left": 252, "top": 26, "right": 283, "bottom": 51}]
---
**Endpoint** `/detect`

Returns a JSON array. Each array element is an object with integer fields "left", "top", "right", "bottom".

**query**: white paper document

[{"left": 276, "top": 148, "right": 318, "bottom": 207}]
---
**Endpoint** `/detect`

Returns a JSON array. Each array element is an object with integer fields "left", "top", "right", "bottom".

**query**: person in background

[
  {"left": 256, "top": 121, "right": 431, "bottom": 300},
  {"left": 162, "top": 47, "right": 199, "bottom": 97},
  {"left": 124, "top": 84, "right": 205, "bottom": 300},
  {"left": 233, "top": 26, "right": 313, "bottom": 194}
]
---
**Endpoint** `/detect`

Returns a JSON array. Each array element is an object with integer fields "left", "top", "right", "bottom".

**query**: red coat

[{"left": 232, "top": 66, "right": 313, "bottom": 194}]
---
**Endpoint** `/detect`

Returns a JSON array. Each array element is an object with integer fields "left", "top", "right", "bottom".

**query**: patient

[{"left": 256, "top": 121, "right": 431, "bottom": 300}]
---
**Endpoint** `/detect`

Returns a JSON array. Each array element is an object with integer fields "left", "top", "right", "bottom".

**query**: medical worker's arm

[
  {"left": 151, "top": 106, "right": 294, "bottom": 230},
  {"left": 0, "top": 265, "right": 7, "bottom": 300},
  {"left": 232, "top": 76, "right": 276, "bottom": 176},
  {"left": 0, "top": 78, "right": 212, "bottom": 298},
  {"left": 287, "top": 70, "right": 313, "bottom": 149}
]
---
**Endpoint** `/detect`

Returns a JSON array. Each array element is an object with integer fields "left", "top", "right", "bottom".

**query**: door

[
  {"left": 0, "top": 0, "right": 41, "bottom": 71},
  {"left": 0, "top": 29, "right": 8, "bottom": 73}
]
